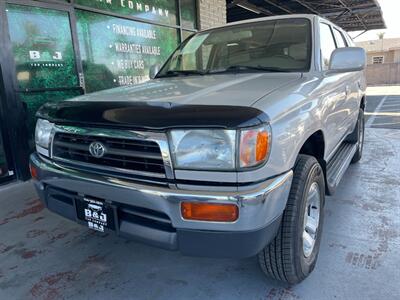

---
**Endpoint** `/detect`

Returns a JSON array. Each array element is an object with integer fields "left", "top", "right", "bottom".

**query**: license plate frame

[{"left": 76, "top": 197, "right": 115, "bottom": 232}]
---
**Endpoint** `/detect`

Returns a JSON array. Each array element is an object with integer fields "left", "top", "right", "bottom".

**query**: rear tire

[
  {"left": 258, "top": 154, "right": 325, "bottom": 284},
  {"left": 350, "top": 109, "right": 365, "bottom": 164}
]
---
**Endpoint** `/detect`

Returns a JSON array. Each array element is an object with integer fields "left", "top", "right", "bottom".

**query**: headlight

[
  {"left": 35, "top": 119, "right": 54, "bottom": 151},
  {"left": 239, "top": 125, "right": 271, "bottom": 168},
  {"left": 170, "top": 130, "right": 236, "bottom": 170},
  {"left": 169, "top": 124, "right": 271, "bottom": 171}
]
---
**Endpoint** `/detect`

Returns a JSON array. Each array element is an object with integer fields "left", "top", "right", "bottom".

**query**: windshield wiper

[
  {"left": 156, "top": 70, "right": 206, "bottom": 78},
  {"left": 157, "top": 65, "right": 292, "bottom": 78},
  {"left": 208, "top": 65, "right": 292, "bottom": 74}
]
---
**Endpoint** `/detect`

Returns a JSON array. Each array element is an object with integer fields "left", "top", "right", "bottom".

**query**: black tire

[
  {"left": 258, "top": 154, "right": 325, "bottom": 285},
  {"left": 350, "top": 109, "right": 365, "bottom": 164}
]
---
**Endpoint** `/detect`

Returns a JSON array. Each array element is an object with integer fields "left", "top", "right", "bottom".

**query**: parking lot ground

[
  {"left": 366, "top": 95, "right": 400, "bottom": 129},
  {"left": 0, "top": 95, "right": 399, "bottom": 299}
]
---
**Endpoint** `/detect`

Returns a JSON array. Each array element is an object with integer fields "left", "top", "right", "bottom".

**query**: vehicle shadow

[{"left": 62, "top": 226, "right": 290, "bottom": 299}]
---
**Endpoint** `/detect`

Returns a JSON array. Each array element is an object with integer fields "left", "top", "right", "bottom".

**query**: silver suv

[{"left": 30, "top": 14, "right": 366, "bottom": 284}]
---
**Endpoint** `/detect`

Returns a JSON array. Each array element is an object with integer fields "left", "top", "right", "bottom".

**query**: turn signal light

[
  {"left": 239, "top": 125, "right": 271, "bottom": 168},
  {"left": 256, "top": 131, "right": 269, "bottom": 161},
  {"left": 29, "top": 163, "right": 38, "bottom": 180},
  {"left": 181, "top": 202, "right": 239, "bottom": 222}
]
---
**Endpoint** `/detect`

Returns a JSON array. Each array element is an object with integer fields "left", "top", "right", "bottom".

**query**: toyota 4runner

[{"left": 30, "top": 14, "right": 366, "bottom": 284}]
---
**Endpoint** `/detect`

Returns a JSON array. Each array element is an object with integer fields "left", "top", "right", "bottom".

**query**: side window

[
  {"left": 320, "top": 23, "right": 337, "bottom": 70},
  {"left": 333, "top": 28, "right": 348, "bottom": 48},
  {"left": 201, "top": 45, "right": 213, "bottom": 69},
  {"left": 345, "top": 33, "right": 355, "bottom": 47}
]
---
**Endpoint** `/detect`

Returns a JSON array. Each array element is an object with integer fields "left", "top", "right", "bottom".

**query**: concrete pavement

[{"left": 0, "top": 95, "right": 399, "bottom": 299}]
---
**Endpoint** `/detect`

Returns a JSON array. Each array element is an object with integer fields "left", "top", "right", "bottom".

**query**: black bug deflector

[{"left": 36, "top": 101, "right": 270, "bottom": 130}]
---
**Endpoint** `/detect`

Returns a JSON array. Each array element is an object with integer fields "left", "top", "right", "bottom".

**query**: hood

[{"left": 38, "top": 73, "right": 301, "bottom": 129}]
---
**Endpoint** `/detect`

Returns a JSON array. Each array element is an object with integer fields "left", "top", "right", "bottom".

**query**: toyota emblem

[{"left": 89, "top": 142, "right": 106, "bottom": 158}]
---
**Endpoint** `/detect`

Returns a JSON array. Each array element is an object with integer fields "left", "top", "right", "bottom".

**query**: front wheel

[{"left": 258, "top": 154, "right": 325, "bottom": 284}]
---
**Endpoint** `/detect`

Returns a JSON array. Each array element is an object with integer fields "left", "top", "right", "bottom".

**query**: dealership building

[
  {"left": 0, "top": 0, "right": 227, "bottom": 182},
  {"left": 0, "top": 0, "right": 384, "bottom": 183}
]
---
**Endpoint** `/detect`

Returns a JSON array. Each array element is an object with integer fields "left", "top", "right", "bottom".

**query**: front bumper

[{"left": 30, "top": 153, "right": 293, "bottom": 258}]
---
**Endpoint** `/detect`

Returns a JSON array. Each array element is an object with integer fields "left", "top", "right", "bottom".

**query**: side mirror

[
  {"left": 328, "top": 47, "right": 366, "bottom": 74},
  {"left": 149, "top": 64, "right": 161, "bottom": 79}
]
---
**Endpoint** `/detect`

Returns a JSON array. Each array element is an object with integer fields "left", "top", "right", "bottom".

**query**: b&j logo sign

[{"left": 29, "top": 50, "right": 64, "bottom": 68}]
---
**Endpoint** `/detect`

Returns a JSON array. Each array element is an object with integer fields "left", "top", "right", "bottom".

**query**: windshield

[{"left": 157, "top": 18, "right": 312, "bottom": 77}]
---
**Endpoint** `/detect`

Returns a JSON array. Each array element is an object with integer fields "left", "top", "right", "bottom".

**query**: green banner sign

[
  {"left": 75, "top": 0, "right": 178, "bottom": 26},
  {"left": 20, "top": 90, "right": 82, "bottom": 149},
  {"left": 6, "top": 4, "right": 78, "bottom": 90},
  {"left": 76, "top": 10, "right": 179, "bottom": 93}
]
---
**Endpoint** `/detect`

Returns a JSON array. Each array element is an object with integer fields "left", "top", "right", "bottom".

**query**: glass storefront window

[
  {"left": 76, "top": 10, "right": 179, "bottom": 93},
  {"left": 182, "top": 30, "right": 195, "bottom": 42},
  {"left": 6, "top": 4, "right": 78, "bottom": 90},
  {"left": 180, "top": 0, "right": 197, "bottom": 30},
  {"left": 0, "top": 0, "right": 198, "bottom": 179},
  {"left": 75, "top": 0, "right": 178, "bottom": 26}
]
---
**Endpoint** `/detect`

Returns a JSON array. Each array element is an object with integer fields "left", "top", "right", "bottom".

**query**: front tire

[{"left": 258, "top": 155, "right": 325, "bottom": 284}]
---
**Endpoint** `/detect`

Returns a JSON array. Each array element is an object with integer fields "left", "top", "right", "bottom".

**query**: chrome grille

[{"left": 52, "top": 132, "right": 166, "bottom": 178}]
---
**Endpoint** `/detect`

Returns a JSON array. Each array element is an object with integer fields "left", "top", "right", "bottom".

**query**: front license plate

[{"left": 76, "top": 197, "right": 115, "bottom": 232}]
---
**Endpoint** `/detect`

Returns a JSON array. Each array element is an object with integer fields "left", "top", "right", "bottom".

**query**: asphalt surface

[
  {"left": 365, "top": 95, "right": 400, "bottom": 129},
  {"left": 0, "top": 94, "right": 399, "bottom": 300}
]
